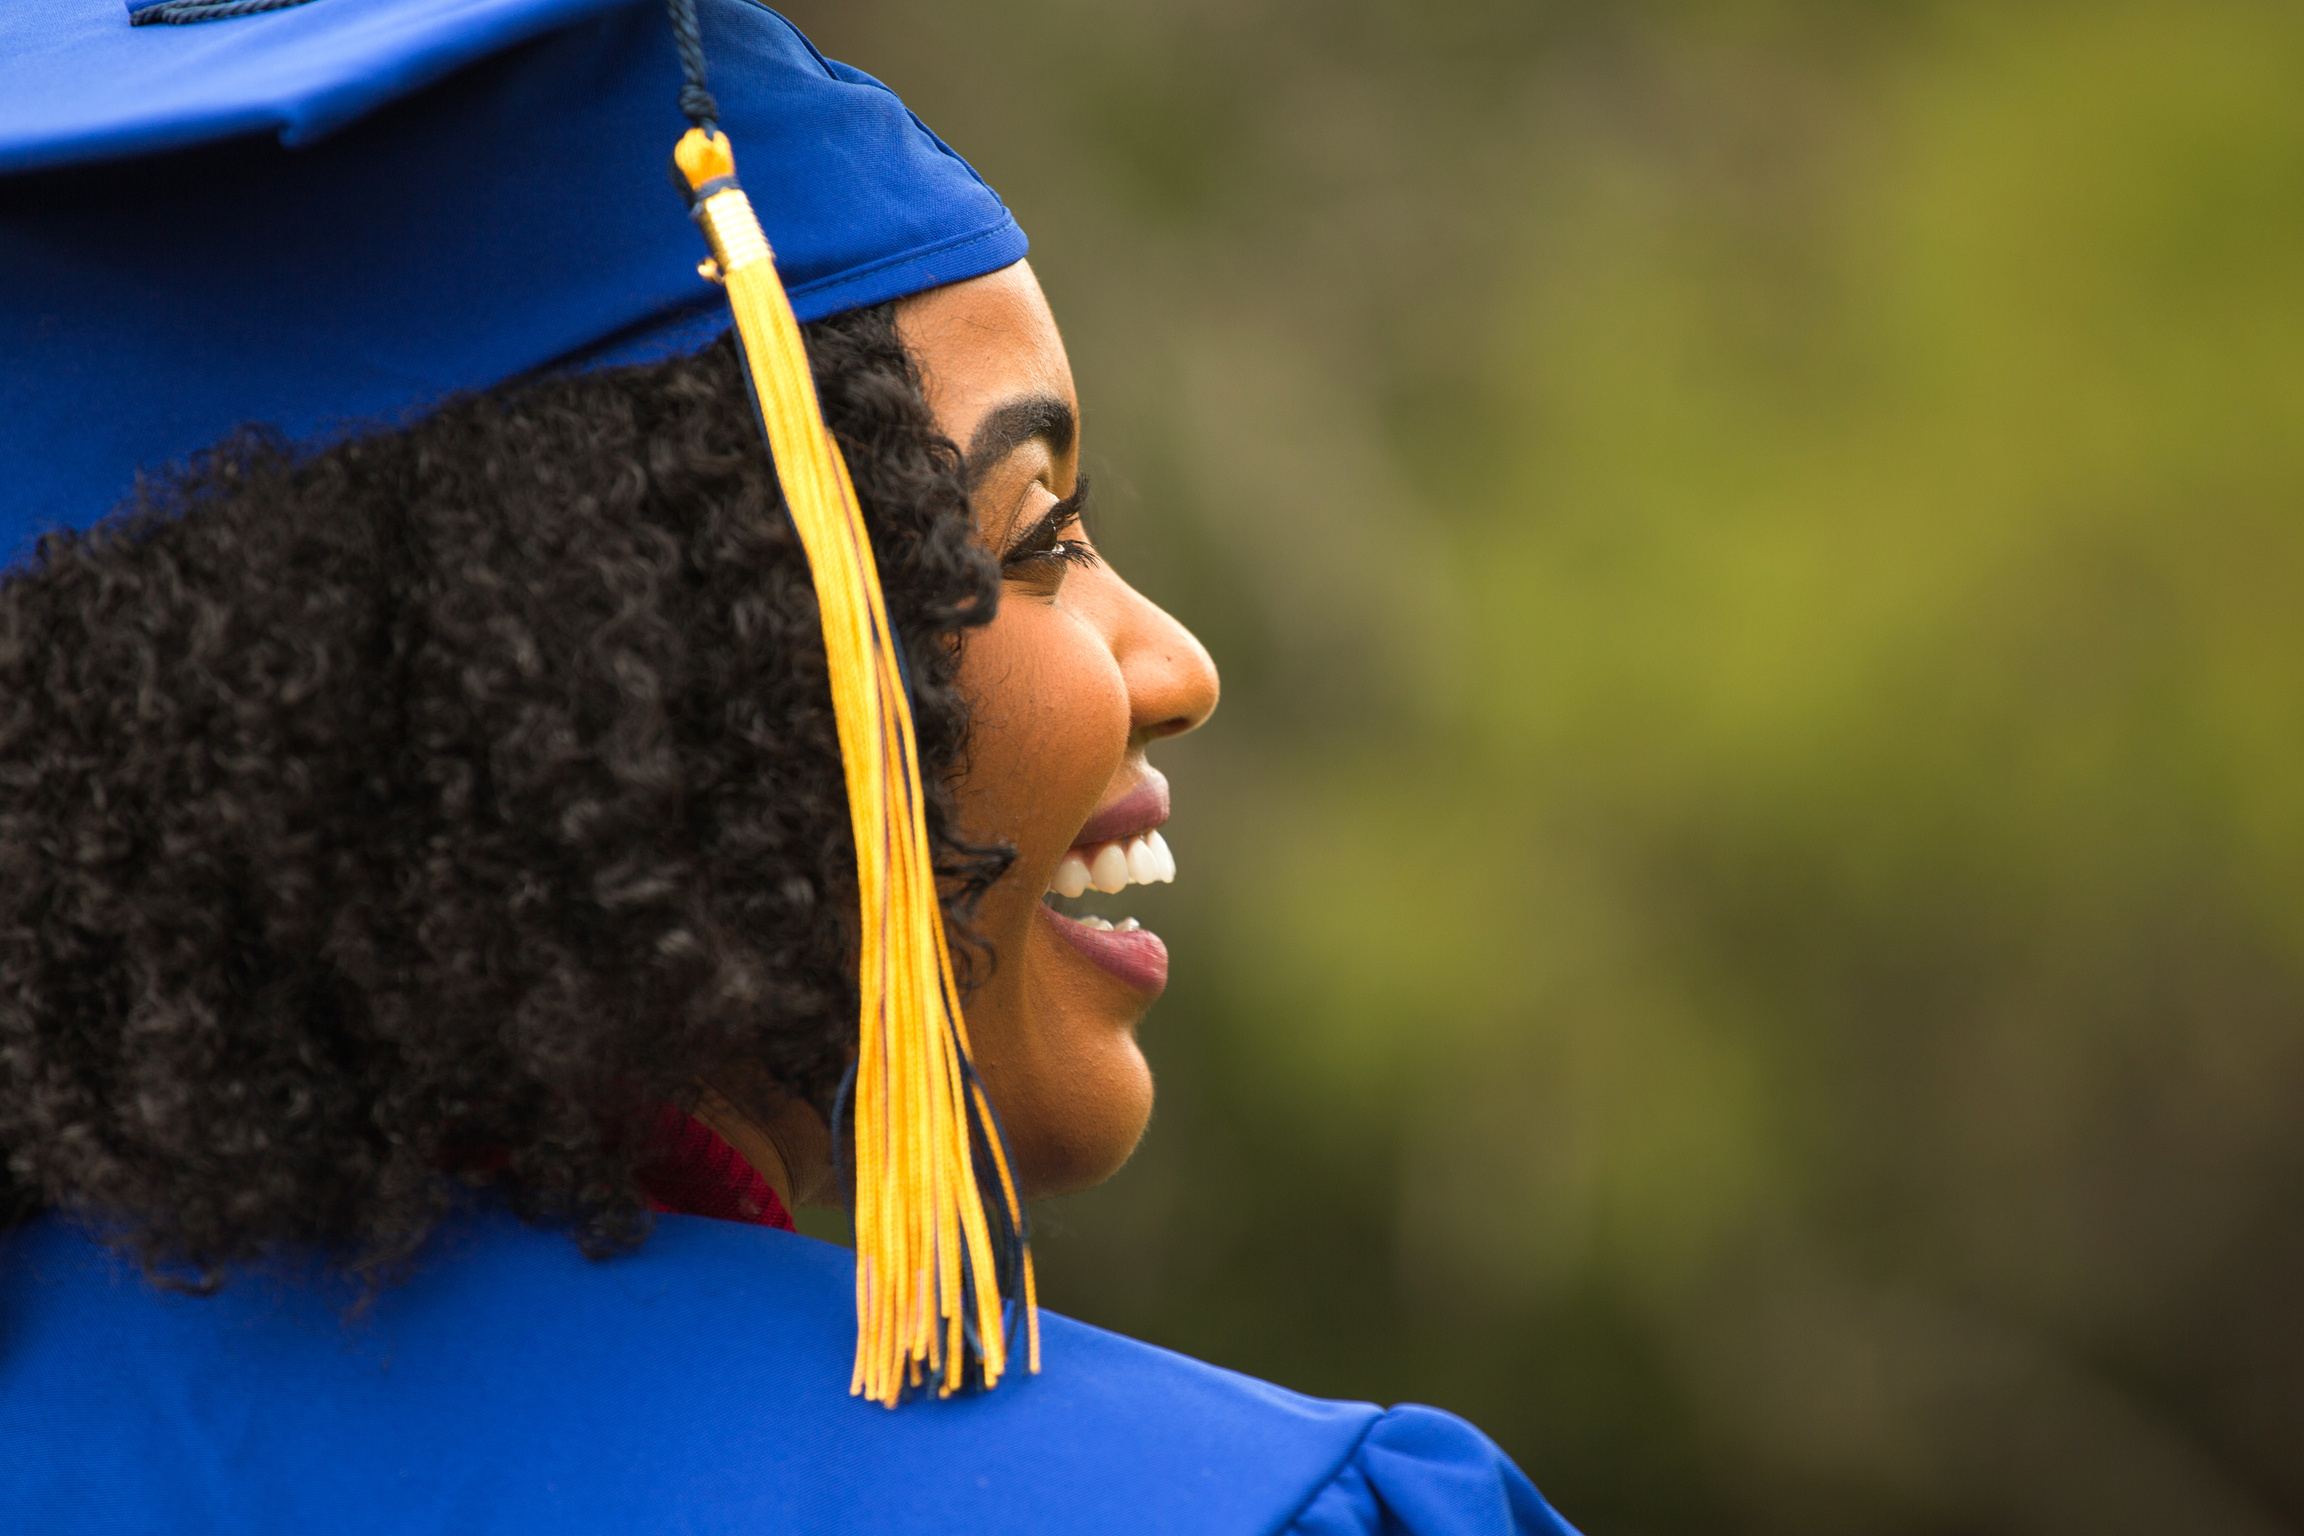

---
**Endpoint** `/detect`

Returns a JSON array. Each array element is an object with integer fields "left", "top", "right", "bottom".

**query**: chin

[
  {"left": 961, "top": 901, "right": 1164, "bottom": 1199},
  {"left": 1007, "top": 1038, "right": 1155, "bottom": 1200}
]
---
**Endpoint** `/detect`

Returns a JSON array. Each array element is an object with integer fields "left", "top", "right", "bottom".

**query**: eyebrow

[{"left": 964, "top": 394, "right": 1076, "bottom": 489}]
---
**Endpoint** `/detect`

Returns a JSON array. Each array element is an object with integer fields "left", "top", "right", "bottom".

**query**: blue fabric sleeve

[{"left": 1284, "top": 1405, "right": 1581, "bottom": 1536}]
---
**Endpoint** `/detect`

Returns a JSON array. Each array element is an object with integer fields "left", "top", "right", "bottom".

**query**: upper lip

[{"left": 1070, "top": 770, "right": 1170, "bottom": 850}]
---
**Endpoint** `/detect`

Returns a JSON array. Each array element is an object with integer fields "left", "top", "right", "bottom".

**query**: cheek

[
  {"left": 955, "top": 599, "right": 1129, "bottom": 860},
  {"left": 951, "top": 594, "right": 1149, "bottom": 1197}
]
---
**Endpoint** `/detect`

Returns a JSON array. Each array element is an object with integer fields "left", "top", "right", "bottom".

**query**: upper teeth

[{"left": 1049, "top": 830, "right": 1176, "bottom": 898}]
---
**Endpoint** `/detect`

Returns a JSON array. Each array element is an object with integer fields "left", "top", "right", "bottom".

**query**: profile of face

[
  {"left": 898, "top": 262, "right": 1220, "bottom": 1200},
  {"left": 713, "top": 263, "right": 1220, "bottom": 1208}
]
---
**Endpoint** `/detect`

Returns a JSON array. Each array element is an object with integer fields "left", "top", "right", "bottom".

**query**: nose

[{"left": 1116, "top": 584, "right": 1219, "bottom": 747}]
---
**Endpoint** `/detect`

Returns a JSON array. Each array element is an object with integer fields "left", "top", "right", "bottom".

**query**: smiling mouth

[
  {"left": 1037, "top": 773, "right": 1177, "bottom": 992},
  {"left": 1040, "top": 830, "right": 1175, "bottom": 944},
  {"left": 1044, "top": 770, "right": 1175, "bottom": 911},
  {"left": 1039, "top": 904, "right": 1169, "bottom": 994},
  {"left": 1045, "top": 830, "right": 1176, "bottom": 901}
]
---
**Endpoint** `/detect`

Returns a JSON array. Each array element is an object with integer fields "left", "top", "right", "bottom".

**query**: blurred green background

[{"left": 789, "top": 1, "right": 2304, "bottom": 1530}]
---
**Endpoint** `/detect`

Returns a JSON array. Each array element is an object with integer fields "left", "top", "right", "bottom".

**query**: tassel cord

[{"left": 666, "top": 119, "right": 1034, "bottom": 1404}]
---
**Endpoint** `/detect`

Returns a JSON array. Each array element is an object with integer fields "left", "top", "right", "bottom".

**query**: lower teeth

[{"left": 1077, "top": 915, "right": 1141, "bottom": 933}]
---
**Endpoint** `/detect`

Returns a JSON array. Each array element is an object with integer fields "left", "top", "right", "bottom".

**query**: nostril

[{"left": 1135, "top": 711, "right": 1206, "bottom": 744}]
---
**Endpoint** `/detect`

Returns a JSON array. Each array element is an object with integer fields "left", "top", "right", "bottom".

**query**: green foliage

[{"left": 795, "top": 1, "right": 2304, "bottom": 1528}]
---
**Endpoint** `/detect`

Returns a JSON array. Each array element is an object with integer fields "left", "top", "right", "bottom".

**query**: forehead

[{"left": 895, "top": 261, "right": 1077, "bottom": 457}]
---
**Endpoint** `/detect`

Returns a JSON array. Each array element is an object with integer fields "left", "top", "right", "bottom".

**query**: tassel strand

[{"left": 672, "top": 126, "right": 1035, "bottom": 1405}]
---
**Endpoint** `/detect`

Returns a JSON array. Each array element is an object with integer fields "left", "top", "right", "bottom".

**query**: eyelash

[{"left": 1001, "top": 478, "right": 1099, "bottom": 574}]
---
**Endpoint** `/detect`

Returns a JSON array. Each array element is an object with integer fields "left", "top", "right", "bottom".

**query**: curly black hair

[{"left": 0, "top": 303, "right": 1004, "bottom": 1287}]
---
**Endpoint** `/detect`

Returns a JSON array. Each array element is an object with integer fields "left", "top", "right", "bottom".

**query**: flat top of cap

[{"left": 0, "top": 0, "right": 648, "bottom": 175}]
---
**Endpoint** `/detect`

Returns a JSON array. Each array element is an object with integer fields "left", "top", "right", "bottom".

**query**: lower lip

[{"left": 1040, "top": 904, "right": 1169, "bottom": 995}]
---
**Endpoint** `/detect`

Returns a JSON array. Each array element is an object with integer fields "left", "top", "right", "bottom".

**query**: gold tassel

[{"left": 672, "top": 128, "right": 1039, "bottom": 1403}]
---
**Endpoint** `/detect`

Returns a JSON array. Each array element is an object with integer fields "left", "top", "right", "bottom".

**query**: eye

[{"left": 1001, "top": 477, "right": 1099, "bottom": 577}]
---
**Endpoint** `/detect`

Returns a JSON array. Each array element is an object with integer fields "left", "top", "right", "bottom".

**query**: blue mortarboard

[
  {"left": 0, "top": 0, "right": 1041, "bottom": 1407},
  {"left": 0, "top": 0, "right": 1028, "bottom": 549}
]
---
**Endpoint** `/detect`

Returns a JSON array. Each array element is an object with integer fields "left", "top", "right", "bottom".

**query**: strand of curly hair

[{"left": 0, "top": 304, "right": 1007, "bottom": 1291}]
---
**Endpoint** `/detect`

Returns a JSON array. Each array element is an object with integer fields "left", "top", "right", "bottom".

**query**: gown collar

[{"left": 640, "top": 1107, "right": 796, "bottom": 1232}]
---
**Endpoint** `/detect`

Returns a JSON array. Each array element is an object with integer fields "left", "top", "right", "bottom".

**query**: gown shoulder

[
  {"left": 0, "top": 1208, "right": 1574, "bottom": 1534},
  {"left": 1285, "top": 1402, "right": 1579, "bottom": 1536}
]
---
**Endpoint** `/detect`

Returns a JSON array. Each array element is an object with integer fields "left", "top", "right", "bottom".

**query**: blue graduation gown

[{"left": 0, "top": 1210, "right": 1576, "bottom": 1534}]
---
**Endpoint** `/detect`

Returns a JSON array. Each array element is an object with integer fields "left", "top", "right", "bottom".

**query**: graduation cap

[{"left": 0, "top": 0, "right": 1037, "bottom": 1406}]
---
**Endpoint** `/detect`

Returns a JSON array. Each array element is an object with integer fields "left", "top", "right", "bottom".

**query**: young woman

[{"left": 0, "top": 2, "right": 1575, "bottom": 1531}]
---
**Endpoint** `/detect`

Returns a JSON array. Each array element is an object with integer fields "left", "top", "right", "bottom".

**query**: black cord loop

[{"left": 665, "top": 0, "right": 721, "bottom": 134}]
